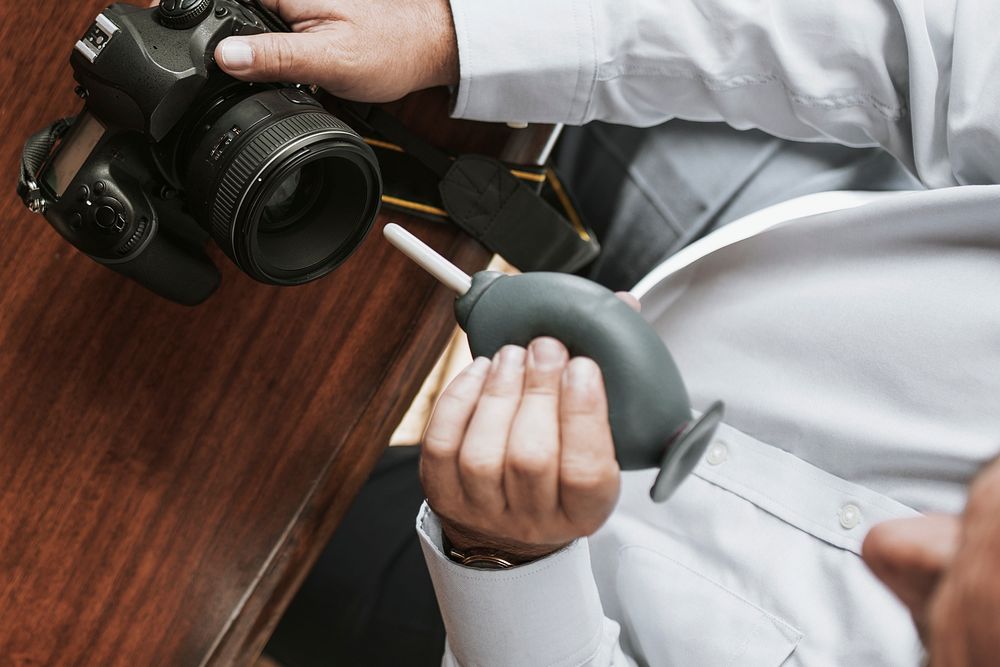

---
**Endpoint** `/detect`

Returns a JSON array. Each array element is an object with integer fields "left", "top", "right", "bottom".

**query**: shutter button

[{"left": 839, "top": 503, "right": 862, "bottom": 530}]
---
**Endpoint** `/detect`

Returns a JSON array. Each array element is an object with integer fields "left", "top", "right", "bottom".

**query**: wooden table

[{"left": 0, "top": 3, "right": 554, "bottom": 664}]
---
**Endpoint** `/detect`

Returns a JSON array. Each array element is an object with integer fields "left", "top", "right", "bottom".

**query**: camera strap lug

[{"left": 22, "top": 181, "right": 46, "bottom": 214}]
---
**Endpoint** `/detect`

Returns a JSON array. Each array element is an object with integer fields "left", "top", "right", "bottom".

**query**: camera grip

[
  {"left": 102, "top": 230, "right": 220, "bottom": 306},
  {"left": 455, "top": 271, "right": 723, "bottom": 501}
]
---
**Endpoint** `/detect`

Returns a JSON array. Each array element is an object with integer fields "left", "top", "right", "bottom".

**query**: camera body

[{"left": 37, "top": 1, "right": 381, "bottom": 305}]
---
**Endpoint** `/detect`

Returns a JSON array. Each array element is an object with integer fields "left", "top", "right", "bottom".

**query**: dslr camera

[{"left": 20, "top": 0, "right": 381, "bottom": 305}]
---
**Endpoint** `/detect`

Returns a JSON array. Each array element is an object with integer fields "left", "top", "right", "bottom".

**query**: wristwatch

[{"left": 443, "top": 534, "right": 528, "bottom": 570}]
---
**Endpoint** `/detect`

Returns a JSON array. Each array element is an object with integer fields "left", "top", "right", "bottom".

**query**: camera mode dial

[{"left": 158, "top": 0, "right": 214, "bottom": 29}]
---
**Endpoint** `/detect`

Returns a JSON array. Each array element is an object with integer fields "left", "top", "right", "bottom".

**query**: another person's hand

[
  {"left": 213, "top": 0, "right": 460, "bottom": 101},
  {"left": 420, "top": 336, "right": 622, "bottom": 563},
  {"left": 863, "top": 459, "right": 1000, "bottom": 666}
]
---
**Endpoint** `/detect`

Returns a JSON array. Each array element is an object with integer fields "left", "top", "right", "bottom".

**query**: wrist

[{"left": 419, "top": 0, "right": 460, "bottom": 89}]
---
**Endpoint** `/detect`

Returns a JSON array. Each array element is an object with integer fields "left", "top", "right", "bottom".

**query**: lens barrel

[{"left": 185, "top": 88, "right": 381, "bottom": 285}]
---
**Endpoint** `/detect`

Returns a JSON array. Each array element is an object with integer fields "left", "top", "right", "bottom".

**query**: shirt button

[
  {"left": 706, "top": 441, "right": 729, "bottom": 466},
  {"left": 839, "top": 503, "right": 862, "bottom": 530}
]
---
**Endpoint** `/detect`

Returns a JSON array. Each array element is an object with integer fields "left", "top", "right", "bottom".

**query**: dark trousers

[
  {"left": 265, "top": 446, "right": 445, "bottom": 666},
  {"left": 264, "top": 122, "right": 918, "bottom": 667}
]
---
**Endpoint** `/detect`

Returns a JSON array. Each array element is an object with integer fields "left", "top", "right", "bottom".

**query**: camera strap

[
  {"left": 17, "top": 116, "right": 76, "bottom": 213},
  {"left": 342, "top": 102, "right": 600, "bottom": 274}
]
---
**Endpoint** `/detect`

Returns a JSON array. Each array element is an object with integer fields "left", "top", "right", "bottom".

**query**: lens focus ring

[{"left": 210, "top": 111, "right": 354, "bottom": 262}]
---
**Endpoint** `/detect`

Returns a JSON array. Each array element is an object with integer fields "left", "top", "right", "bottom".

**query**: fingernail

[
  {"left": 466, "top": 357, "right": 491, "bottom": 377},
  {"left": 219, "top": 39, "right": 254, "bottom": 69},
  {"left": 497, "top": 345, "right": 525, "bottom": 369},
  {"left": 528, "top": 337, "right": 566, "bottom": 370},
  {"left": 566, "top": 358, "right": 597, "bottom": 388}
]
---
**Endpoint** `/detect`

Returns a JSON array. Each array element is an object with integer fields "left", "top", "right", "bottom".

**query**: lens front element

[
  {"left": 253, "top": 152, "right": 373, "bottom": 277},
  {"left": 260, "top": 166, "right": 310, "bottom": 231}
]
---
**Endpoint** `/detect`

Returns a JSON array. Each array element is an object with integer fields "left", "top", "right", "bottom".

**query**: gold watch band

[
  {"left": 443, "top": 534, "right": 525, "bottom": 570},
  {"left": 446, "top": 547, "right": 516, "bottom": 570}
]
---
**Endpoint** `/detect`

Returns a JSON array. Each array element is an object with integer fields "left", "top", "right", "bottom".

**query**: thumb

[{"left": 215, "top": 32, "right": 339, "bottom": 84}]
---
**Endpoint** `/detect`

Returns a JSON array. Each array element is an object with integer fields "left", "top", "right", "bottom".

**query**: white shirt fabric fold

[{"left": 448, "top": 0, "right": 1000, "bottom": 188}]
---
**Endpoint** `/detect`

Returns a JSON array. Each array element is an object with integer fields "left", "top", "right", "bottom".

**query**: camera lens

[{"left": 184, "top": 88, "right": 381, "bottom": 285}]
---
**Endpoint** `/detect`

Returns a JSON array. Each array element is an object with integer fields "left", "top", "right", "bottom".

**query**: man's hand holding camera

[{"left": 214, "top": 0, "right": 460, "bottom": 102}]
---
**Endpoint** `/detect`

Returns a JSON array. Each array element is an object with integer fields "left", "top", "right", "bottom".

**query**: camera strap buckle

[{"left": 439, "top": 155, "right": 598, "bottom": 273}]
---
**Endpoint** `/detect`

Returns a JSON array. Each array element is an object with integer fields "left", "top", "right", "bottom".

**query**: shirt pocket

[
  {"left": 597, "top": 419, "right": 925, "bottom": 666},
  {"left": 616, "top": 544, "right": 802, "bottom": 666}
]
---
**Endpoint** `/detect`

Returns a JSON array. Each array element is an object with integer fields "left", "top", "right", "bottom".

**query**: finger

[
  {"left": 615, "top": 291, "right": 641, "bottom": 312},
  {"left": 504, "top": 338, "right": 569, "bottom": 517},
  {"left": 558, "top": 358, "right": 620, "bottom": 531},
  {"left": 215, "top": 31, "right": 349, "bottom": 85},
  {"left": 862, "top": 515, "right": 960, "bottom": 618},
  {"left": 458, "top": 347, "right": 525, "bottom": 512},
  {"left": 421, "top": 357, "right": 491, "bottom": 517},
  {"left": 457, "top": 346, "right": 526, "bottom": 515}
]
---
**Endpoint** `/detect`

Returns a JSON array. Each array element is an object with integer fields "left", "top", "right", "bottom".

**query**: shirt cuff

[
  {"left": 447, "top": 0, "right": 597, "bottom": 124},
  {"left": 417, "top": 502, "right": 608, "bottom": 666}
]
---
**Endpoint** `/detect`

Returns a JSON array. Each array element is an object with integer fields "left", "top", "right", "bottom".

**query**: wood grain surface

[{"left": 0, "top": 2, "right": 553, "bottom": 665}]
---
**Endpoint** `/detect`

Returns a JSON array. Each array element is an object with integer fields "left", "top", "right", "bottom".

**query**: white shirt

[{"left": 418, "top": 1, "right": 1000, "bottom": 665}]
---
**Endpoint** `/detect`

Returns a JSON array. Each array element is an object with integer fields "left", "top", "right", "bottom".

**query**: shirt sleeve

[
  {"left": 447, "top": 0, "right": 1000, "bottom": 188},
  {"left": 416, "top": 503, "right": 635, "bottom": 667}
]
